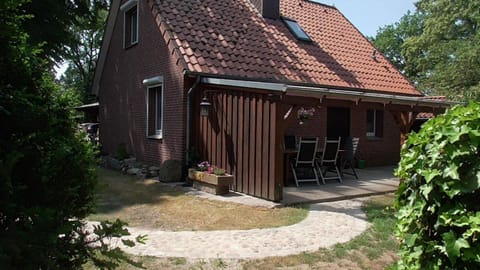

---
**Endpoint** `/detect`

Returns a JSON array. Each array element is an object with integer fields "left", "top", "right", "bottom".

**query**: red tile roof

[
  {"left": 416, "top": 96, "right": 446, "bottom": 118},
  {"left": 151, "top": 0, "right": 421, "bottom": 96}
]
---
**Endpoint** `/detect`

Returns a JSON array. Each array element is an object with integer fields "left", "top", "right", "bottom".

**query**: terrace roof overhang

[{"left": 199, "top": 77, "right": 457, "bottom": 109}]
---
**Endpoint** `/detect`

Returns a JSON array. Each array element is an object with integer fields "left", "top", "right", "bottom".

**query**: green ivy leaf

[
  {"left": 420, "top": 184, "right": 433, "bottom": 200},
  {"left": 443, "top": 231, "right": 470, "bottom": 264},
  {"left": 458, "top": 171, "right": 480, "bottom": 193},
  {"left": 405, "top": 233, "right": 418, "bottom": 248},
  {"left": 423, "top": 169, "right": 440, "bottom": 183},
  {"left": 443, "top": 163, "right": 460, "bottom": 180},
  {"left": 396, "top": 102, "right": 480, "bottom": 269}
]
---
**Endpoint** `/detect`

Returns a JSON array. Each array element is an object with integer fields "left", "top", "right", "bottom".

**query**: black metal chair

[
  {"left": 342, "top": 137, "right": 360, "bottom": 179},
  {"left": 290, "top": 137, "right": 320, "bottom": 187},
  {"left": 284, "top": 135, "right": 297, "bottom": 150},
  {"left": 317, "top": 137, "right": 342, "bottom": 184}
]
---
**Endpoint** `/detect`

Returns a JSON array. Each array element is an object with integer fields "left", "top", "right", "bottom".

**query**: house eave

[
  {"left": 200, "top": 77, "right": 287, "bottom": 92},
  {"left": 199, "top": 76, "right": 457, "bottom": 108},
  {"left": 287, "top": 85, "right": 457, "bottom": 108},
  {"left": 91, "top": 0, "right": 120, "bottom": 96}
]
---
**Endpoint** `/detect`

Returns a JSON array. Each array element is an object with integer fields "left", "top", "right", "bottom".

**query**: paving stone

[{"left": 104, "top": 199, "right": 369, "bottom": 259}]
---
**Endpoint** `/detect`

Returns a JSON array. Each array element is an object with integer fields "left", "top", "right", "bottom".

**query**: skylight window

[{"left": 283, "top": 18, "right": 312, "bottom": 42}]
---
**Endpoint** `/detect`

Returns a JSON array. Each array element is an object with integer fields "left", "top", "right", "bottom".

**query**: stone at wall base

[{"left": 158, "top": 159, "right": 182, "bottom": 182}]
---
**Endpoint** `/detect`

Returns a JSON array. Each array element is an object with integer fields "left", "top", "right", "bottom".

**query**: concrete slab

[
  {"left": 282, "top": 166, "right": 399, "bottom": 205},
  {"left": 186, "top": 189, "right": 281, "bottom": 208}
]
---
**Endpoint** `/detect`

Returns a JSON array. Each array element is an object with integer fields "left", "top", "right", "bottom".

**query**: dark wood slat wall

[
  {"left": 255, "top": 97, "right": 262, "bottom": 197},
  {"left": 243, "top": 95, "right": 250, "bottom": 193},
  {"left": 247, "top": 96, "right": 260, "bottom": 195},
  {"left": 262, "top": 99, "right": 271, "bottom": 199},
  {"left": 195, "top": 90, "right": 281, "bottom": 201}
]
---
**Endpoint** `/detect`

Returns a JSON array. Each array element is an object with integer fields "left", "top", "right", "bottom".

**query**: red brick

[{"left": 99, "top": 0, "right": 187, "bottom": 166}]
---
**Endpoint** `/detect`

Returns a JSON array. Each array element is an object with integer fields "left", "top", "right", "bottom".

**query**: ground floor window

[
  {"left": 366, "top": 109, "right": 384, "bottom": 138},
  {"left": 146, "top": 84, "right": 163, "bottom": 139}
]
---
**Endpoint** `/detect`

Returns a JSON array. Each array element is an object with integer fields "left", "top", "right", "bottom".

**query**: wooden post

[
  {"left": 272, "top": 103, "right": 301, "bottom": 201},
  {"left": 389, "top": 110, "right": 419, "bottom": 146}
]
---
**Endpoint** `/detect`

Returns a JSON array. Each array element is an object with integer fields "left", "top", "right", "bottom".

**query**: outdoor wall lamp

[{"left": 200, "top": 95, "right": 211, "bottom": 116}]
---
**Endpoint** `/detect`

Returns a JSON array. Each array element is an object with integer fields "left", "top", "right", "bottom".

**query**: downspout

[{"left": 186, "top": 76, "right": 201, "bottom": 168}]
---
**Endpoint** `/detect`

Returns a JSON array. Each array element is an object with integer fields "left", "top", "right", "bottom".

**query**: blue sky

[{"left": 317, "top": 0, "right": 417, "bottom": 37}]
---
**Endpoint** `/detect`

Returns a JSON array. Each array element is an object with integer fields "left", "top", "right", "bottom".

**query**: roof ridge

[
  {"left": 327, "top": 1, "right": 420, "bottom": 93},
  {"left": 115, "top": 0, "right": 422, "bottom": 96}
]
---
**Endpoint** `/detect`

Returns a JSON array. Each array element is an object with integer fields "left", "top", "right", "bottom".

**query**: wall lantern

[{"left": 199, "top": 95, "right": 211, "bottom": 116}]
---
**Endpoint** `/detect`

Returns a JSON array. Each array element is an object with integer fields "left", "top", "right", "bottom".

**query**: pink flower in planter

[
  {"left": 196, "top": 161, "right": 227, "bottom": 175},
  {"left": 197, "top": 161, "right": 211, "bottom": 171}
]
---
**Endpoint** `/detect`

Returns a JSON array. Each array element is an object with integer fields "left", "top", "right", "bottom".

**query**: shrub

[
  {"left": 395, "top": 102, "right": 480, "bottom": 269},
  {"left": 0, "top": 2, "right": 143, "bottom": 268},
  {"left": 114, "top": 143, "right": 129, "bottom": 160}
]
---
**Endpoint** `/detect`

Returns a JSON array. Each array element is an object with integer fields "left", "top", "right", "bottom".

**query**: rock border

[{"left": 100, "top": 156, "right": 160, "bottom": 179}]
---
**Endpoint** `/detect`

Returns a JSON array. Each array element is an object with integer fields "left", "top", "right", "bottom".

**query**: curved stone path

[{"left": 110, "top": 199, "right": 369, "bottom": 259}]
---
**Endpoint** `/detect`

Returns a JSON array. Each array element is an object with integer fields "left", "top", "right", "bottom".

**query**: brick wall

[
  {"left": 98, "top": 0, "right": 187, "bottom": 166},
  {"left": 285, "top": 99, "right": 401, "bottom": 167},
  {"left": 351, "top": 102, "right": 401, "bottom": 166},
  {"left": 98, "top": 0, "right": 401, "bottom": 169}
]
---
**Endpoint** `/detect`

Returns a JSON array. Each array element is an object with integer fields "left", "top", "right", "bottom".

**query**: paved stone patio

[
  {"left": 282, "top": 166, "right": 398, "bottom": 204},
  {"left": 110, "top": 199, "right": 369, "bottom": 259},
  {"left": 91, "top": 166, "right": 398, "bottom": 259}
]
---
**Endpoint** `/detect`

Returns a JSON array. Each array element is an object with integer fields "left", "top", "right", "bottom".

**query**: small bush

[
  {"left": 395, "top": 102, "right": 480, "bottom": 269},
  {"left": 114, "top": 143, "right": 129, "bottom": 160}
]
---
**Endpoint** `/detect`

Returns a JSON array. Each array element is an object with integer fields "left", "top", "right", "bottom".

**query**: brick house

[{"left": 93, "top": 0, "right": 451, "bottom": 201}]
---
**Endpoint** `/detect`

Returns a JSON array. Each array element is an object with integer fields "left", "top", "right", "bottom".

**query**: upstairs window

[
  {"left": 121, "top": 0, "right": 139, "bottom": 48},
  {"left": 283, "top": 17, "right": 312, "bottom": 42},
  {"left": 366, "top": 109, "right": 384, "bottom": 138}
]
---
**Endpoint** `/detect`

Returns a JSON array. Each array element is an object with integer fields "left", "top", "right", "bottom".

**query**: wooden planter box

[{"left": 188, "top": 169, "right": 234, "bottom": 195}]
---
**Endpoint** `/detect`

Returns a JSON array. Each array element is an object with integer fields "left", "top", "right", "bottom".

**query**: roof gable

[
  {"left": 94, "top": 0, "right": 421, "bottom": 96},
  {"left": 151, "top": 0, "right": 420, "bottom": 95},
  {"left": 153, "top": 0, "right": 420, "bottom": 95}
]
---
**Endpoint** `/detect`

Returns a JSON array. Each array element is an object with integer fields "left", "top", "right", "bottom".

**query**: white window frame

[
  {"left": 154, "top": 87, "right": 163, "bottom": 135},
  {"left": 143, "top": 76, "right": 164, "bottom": 139},
  {"left": 130, "top": 9, "right": 138, "bottom": 44},
  {"left": 366, "top": 109, "right": 376, "bottom": 137},
  {"left": 121, "top": 0, "right": 139, "bottom": 48}
]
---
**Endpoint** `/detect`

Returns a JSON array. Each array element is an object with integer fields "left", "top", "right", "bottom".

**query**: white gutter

[
  {"left": 199, "top": 76, "right": 457, "bottom": 108},
  {"left": 200, "top": 77, "right": 287, "bottom": 92},
  {"left": 286, "top": 85, "right": 457, "bottom": 108}
]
